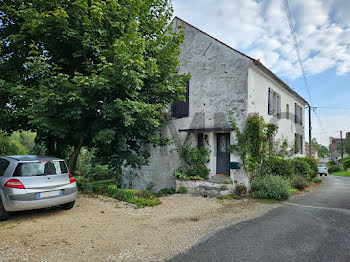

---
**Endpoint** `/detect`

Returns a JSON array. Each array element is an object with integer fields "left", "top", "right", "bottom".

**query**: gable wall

[{"left": 124, "top": 19, "right": 252, "bottom": 190}]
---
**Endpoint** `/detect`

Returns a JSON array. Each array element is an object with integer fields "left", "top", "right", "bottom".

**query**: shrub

[
  {"left": 292, "top": 159, "right": 312, "bottom": 180},
  {"left": 328, "top": 165, "right": 341, "bottom": 173},
  {"left": 179, "top": 146, "right": 211, "bottom": 180},
  {"left": 313, "top": 177, "right": 322, "bottom": 183},
  {"left": 260, "top": 158, "right": 294, "bottom": 179},
  {"left": 328, "top": 160, "right": 336, "bottom": 166},
  {"left": 154, "top": 188, "right": 176, "bottom": 197},
  {"left": 343, "top": 159, "right": 350, "bottom": 170},
  {"left": 85, "top": 164, "right": 116, "bottom": 182},
  {"left": 292, "top": 176, "right": 310, "bottom": 190},
  {"left": 178, "top": 186, "right": 188, "bottom": 194},
  {"left": 251, "top": 175, "right": 291, "bottom": 200},
  {"left": 77, "top": 181, "right": 161, "bottom": 208},
  {"left": 235, "top": 183, "right": 247, "bottom": 196},
  {"left": 299, "top": 158, "right": 318, "bottom": 179}
]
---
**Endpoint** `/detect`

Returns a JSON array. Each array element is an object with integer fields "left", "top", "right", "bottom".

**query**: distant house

[
  {"left": 305, "top": 144, "right": 319, "bottom": 160},
  {"left": 124, "top": 17, "right": 308, "bottom": 191},
  {"left": 329, "top": 132, "right": 350, "bottom": 161}
]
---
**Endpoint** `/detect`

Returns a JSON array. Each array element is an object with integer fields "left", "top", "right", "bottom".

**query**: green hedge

[
  {"left": 292, "top": 159, "right": 312, "bottom": 180},
  {"left": 343, "top": 159, "right": 350, "bottom": 170},
  {"left": 260, "top": 158, "right": 294, "bottom": 179},
  {"left": 251, "top": 175, "right": 291, "bottom": 200},
  {"left": 77, "top": 181, "right": 163, "bottom": 208},
  {"left": 328, "top": 165, "right": 341, "bottom": 173},
  {"left": 299, "top": 157, "right": 318, "bottom": 179}
]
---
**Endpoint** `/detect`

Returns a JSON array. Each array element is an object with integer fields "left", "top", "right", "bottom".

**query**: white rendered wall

[{"left": 247, "top": 65, "right": 307, "bottom": 154}]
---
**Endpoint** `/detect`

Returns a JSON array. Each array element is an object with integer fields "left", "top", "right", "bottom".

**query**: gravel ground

[{"left": 0, "top": 194, "right": 278, "bottom": 262}]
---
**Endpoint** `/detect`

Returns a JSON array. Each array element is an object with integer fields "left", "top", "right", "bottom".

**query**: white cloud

[{"left": 172, "top": 0, "right": 350, "bottom": 79}]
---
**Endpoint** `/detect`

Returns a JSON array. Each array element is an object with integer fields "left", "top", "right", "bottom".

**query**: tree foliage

[{"left": 0, "top": 0, "right": 187, "bottom": 171}]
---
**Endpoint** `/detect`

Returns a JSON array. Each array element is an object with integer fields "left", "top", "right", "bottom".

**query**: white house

[{"left": 123, "top": 17, "right": 308, "bottom": 191}]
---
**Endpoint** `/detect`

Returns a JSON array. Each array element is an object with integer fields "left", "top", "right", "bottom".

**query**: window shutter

[
  {"left": 268, "top": 88, "right": 272, "bottom": 115},
  {"left": 171, "top": 81, "right": 189, "bottom": 118},
  {"left": 300, "top": 135, "right": 303, "bottom": 153},
  {"left": 299, "top": 105, "right": 303, "bottom": 125},
  {"left": 295, "top": 103, "right": 298, "bottom": 124},
  {"left": 277, "top": 94, "right": 281, "bottom": 118}
]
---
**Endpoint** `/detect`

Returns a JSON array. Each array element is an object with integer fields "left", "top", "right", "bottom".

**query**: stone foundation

[{"left": 175, "top": 179, "right": 233, "bottom": 197}]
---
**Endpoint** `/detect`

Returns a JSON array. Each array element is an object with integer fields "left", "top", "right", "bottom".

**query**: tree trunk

[
  {"left": 46, "top": 136, "right": 56, "bottom": 156},
  {"left": 68, "top": 137, "right": 84, "bottom": 174}
]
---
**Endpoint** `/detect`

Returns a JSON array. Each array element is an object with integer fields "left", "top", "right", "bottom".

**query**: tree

[
  {"left": 306, "top": 138, "right": 329, "bottom": 157},
  {"left": 1, "top": 0, "right": 188, "bottom": 172}
]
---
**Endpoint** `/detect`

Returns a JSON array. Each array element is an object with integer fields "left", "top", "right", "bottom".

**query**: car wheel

[
  {"left": 319, "top": 174, "right": 322, "bottom": 176},
  {"left": 61, "top": 201, "right": 75, "bottom": 210},
  {"left": 325, "top": 174, "right": 327, "bottom": 176},
  {"left": 0, "top": 199, "right": 9, "bottom": 221}
]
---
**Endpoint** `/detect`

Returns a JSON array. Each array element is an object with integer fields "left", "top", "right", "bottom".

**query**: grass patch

[
  {"left": 289, "top": 187, "right": 299, "bottom": 194},
  {"left": 332, "top": 170, "right": 350, "bottom": 176}
]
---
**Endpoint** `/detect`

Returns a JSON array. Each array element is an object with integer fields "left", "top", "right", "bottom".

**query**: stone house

[{"left": 124, "top": 17, "right": 308, "bottom": 191}]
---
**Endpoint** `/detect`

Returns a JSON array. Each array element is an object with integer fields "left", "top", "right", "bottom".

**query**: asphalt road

[{"left": 168, "top": 175, "right": 350, "bottom": 262}]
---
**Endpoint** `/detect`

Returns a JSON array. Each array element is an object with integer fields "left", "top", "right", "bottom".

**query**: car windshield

[{"left": 13, "top": 161, "right": 68, "bottom": 177}]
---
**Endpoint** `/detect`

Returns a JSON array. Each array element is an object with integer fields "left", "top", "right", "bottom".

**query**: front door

[{"left": 216, "top": 133, "right": 230, "bottom": 175}]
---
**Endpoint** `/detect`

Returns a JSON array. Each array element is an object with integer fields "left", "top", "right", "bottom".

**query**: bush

[
  {"left": 292, "top": 176, "right": 310, "bottom": 190},
  {"left": 260, "top": 158, "right": 294, "bottom": 179},
  {"left": 328, "top": 160, "right": 336, "bottom": 166},
  {"left": 292, "top": 159, "right": 312, "bottom": 180},
  {"left": 328, "top": 165, "right": 341, "bottom": 173},
  {"left": 235, "top": 183, "right": 247, "bottom": 196},
  {"left": 85, "top": 164, "right": 116, "bottom": 182},
  {"left": 178, "top": 186, "right": 188, "bottom": 194},
  {"left": 77, "top": 181, "right": 162, "bottom": 208},
  {"left": 343, "top": 159, "right": 350, "bottom": 170},
  {"left": 178, "top": 146, "right": 211, "bottom": 180},
  {"left": 154, "top": 188, "right": 176, "bottom": 197},
  {"left": 251, "top": 175, "right": 291, "bottom": 200},
  {"left": 313, "top": 177, "right": 322, "bottom": 183},
  {"left": 299, "top": 158, "right": 318, "bottom": 179}
]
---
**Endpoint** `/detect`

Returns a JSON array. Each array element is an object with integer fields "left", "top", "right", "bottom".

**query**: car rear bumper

[{"left": 2, "top": 188, "right": 78, "bottom": 212}]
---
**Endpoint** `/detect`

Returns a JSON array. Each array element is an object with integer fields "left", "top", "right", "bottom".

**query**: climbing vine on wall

[{"left": 227, "top": 113, "right": 278, "bottom": 177}]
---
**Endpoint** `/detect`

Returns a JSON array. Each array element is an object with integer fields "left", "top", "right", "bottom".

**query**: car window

[
  {"left": 59, "top": 161, "right": 69, "bottom": 173},
  {"left": 0, "top": 159, "right": 10, "bottom": 176},
  {"left": 13, "top": 161, "right": 60, "bottom": 177}
]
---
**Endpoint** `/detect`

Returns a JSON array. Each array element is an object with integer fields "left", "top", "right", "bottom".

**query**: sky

[{"left": 171, "top": 0, "right": 350, "bottom": 146}]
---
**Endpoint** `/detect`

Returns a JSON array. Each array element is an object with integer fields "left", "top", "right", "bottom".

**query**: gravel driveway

[{"left": 0, "top": 194, "right": 277, "bottom": 262}]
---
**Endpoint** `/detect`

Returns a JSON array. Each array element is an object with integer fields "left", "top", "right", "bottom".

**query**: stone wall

[{"left": 123, "top": 18, "right": 252, "bottom": 191}]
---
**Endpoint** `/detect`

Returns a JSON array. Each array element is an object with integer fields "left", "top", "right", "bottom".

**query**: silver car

[
  {"left": 317, "top": 164, "right": 328, "bottom": 176},
  {"left": 0, "top": 155, "right": 78, "bottom": 221}
]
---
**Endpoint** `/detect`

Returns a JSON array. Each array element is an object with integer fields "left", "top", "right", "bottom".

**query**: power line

[{"left": 283, "top": 0, "right": 312, "bottom": 105}]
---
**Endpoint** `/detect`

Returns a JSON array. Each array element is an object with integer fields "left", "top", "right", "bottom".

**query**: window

[
  {"left": 197, "top": 133, "right": 204, "bottom": 149},
  {"left": 0, "top": 159, "right": 9, "bottom": 176},
  {"left": 295, "top": 134, "right": 303, "bottom": 154},
  {"left": 295, "top": 103, "right": 303, "bottom": 125},
  {"left": 286, "top": 104, "right": 289, "bottom": 119},
  {"left": 268, "top": 88, "right": 281, "bottom": 118},
  {"left": 13, "top": 161, "right": 68, "bottom": 177},
  {"left": 171, "top": 81, "right": 189, "bottom": 118}
]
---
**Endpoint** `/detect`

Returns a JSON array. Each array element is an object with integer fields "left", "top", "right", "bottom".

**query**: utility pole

[
  {"left": 308, "top": 105, "right": 312, "bottom": 158},
  {"left": 340, "top": 130, "right": 344, "bottom": 159}
]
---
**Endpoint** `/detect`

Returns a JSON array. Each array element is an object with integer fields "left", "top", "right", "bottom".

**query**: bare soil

[{"left": 0, "top": 194, "right": 278, "bottom": 262}]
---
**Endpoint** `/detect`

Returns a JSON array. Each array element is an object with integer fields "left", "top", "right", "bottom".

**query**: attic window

[{"left": 171, "top": 81, "right": 189, "bottom": 118}]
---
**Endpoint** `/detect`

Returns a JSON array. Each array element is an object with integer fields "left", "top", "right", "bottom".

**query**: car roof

[{"left": 1, "top": 155, "right": 63, "bottom": 162}]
